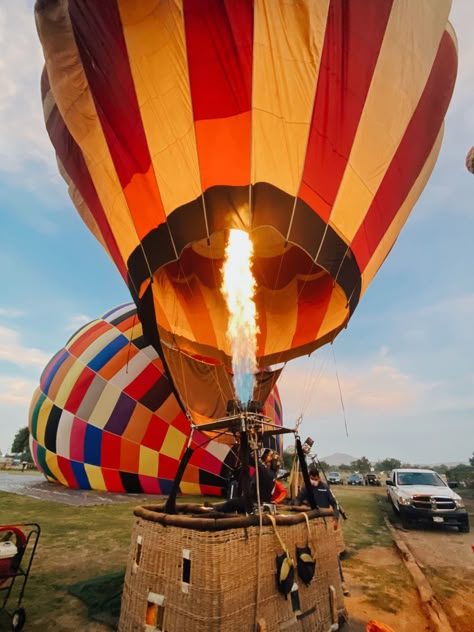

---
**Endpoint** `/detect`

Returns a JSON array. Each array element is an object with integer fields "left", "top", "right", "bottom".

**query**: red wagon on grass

[{"left": 0, "top": 524, "right": 40, "bottom": 631}]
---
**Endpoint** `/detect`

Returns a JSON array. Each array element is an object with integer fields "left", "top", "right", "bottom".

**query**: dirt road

[{"left": 388, "top": 502, "right": 474, "bottom": 632}]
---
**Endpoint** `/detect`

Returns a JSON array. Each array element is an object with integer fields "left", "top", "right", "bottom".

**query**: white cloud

[
  {"left": 0, "top": 3, "right": 56, "bottom": 176},
  {"left": 278, "top": 357, "right": 424, "bottom": 422},
  {"left": 0, "top": 375, "right": 37, "bottom": 406},
  {"left": 0, "top": 324, "right": 51, "bottom": 368}
]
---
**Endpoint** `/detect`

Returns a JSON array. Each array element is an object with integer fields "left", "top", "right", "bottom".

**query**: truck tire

[{"left": 459, "top": 522, "right": 470, "bottom": 533}]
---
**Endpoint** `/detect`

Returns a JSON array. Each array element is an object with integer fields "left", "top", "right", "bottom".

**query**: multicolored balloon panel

[
  {"left": 36, "top": 0, "right": 457, "bottom": 371},
  {"left": 29, "top": 304, "right": 283, "bottom": 495}
]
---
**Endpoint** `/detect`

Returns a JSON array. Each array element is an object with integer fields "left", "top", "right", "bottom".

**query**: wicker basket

[{"left": 118, "top": 504, "right": 345, "bottom": 632}]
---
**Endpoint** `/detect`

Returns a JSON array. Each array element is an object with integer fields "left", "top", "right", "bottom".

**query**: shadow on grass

[{"left": 68, "top": 571, "right": 124, "bottom": 630}]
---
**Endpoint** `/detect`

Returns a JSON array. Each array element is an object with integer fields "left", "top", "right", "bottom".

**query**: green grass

[
  {"left": 0, "top": 486, "right": 398, "bottom": 630},
  {"left": 332, "top": 486, "right": 393, "bottom": 553}
]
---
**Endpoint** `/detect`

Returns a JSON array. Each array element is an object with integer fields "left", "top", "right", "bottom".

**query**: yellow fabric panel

[
  {"left": 251, "top": 0, "right": 329, "bottom": 195},
  {"left": 260, "top": 282, "right": 299, "bottom": 358},
  {"left": 160, "top": 426, "right": 186, "bottom": 461},
  {"left": 88, "top": 383, "right": 122, "bottom": 430},
  {"left": 84, "top": 464, "right": 107, "bottom": 491},
  {"left": 139, "top": 445, "right": 159, "bottom": 477},
  {"left": 36, "top": 1, "right": 138, "bottom": 263},
  {"left": 36, "top": 397, "right": 54, "bottom": 446},
  {"left": 329, "top": 0, "right": 451, "bottom": 242},
  {"left": 361, "top": 127, "right": 444, "bottom": 296},
  {"left": 180, "top": 482, "right": 202, "bottom": 495},
  {"left": 55, "top": 410, "right": 74, "bottom": 459},
  {"left": 153, "top": 274, "right": 195, "bottom": 342},
  {"left": 314, "top": 285, "right": 349, "bottom": 341},
  {"left": 55, "top": 358, "right": 87, "bottom": 409},
  {"left": 78, "top": 328, "right": 119, "bottom": 366},
  {"left": 45, "top": 451, "right": 67, "bottom": 486},
  {"left": 118, "top": 0, "right": 202, "bottom": 215}
]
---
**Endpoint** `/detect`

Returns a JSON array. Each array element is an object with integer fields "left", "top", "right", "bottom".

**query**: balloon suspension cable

[{"left": 331, "top": 344, "right": 349, "bottom": 437}]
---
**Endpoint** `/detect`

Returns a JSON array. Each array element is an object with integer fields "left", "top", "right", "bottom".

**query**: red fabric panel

[
  {"left": 141, "top": 416, "right": 168, "bottom": 452},
  {"left": 191, "top": 449, "right": 222, "bottom": 475},
  {"left": 57, "top": 455, "right": 79, "bottom": 488},
  {"left": 64, "top": 366, "right": 96, "bottom": 415},
  {"left": 291, "top": 276, "right": 334, "bottom": 348},
  {"left": 100, "top": 431, "right": 122, "bottom": 470},
  {"left": 68, "top": 0, "right": 152, "bottom": 187},
  {"left": 138, "top": 475, "right": 162, "bottom": 494},
  {"left": 45, "top": 104, "right": 127, "bottom": 280},
  {"left": 200, "top": 485, "right": 222, "bottom": 496},
  {"left": 69, "top": 417, "right": 87, "bottom": 461},
  {"left": 171, "top": 412, "right": 193, "bottom": 435},
  {"left": 183, "top": 0, "right": 253, "bottom": 120},
  {"left": 123, "top": 364, "right": 163, "bottom": 401},
  {"left": 352, "top": 31, "right": 457, "bottom": 271},
  {"left": 102, "top": 468, "right": 125, "bottom": 492},
  {"left": 157, "top": 454, "right": 180, "bottom": 479},
  {"left": 299, "top": 0, "right": 393, "bottom": 223}
]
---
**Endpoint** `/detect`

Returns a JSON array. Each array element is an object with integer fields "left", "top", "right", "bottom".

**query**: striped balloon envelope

[
  {"left": 36, "top": 0, "right": 458, "bottom": 383},
  {"left": 28, "top": 304, "right": 283, "bottom": 495}
]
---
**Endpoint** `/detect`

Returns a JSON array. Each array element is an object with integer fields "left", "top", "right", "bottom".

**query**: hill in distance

[{"left": 320, "top": 453, "right": 358, "bottom": 466}]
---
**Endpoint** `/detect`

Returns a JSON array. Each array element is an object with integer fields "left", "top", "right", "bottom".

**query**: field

[{"left": 0, "top": 481, "right": 473, "bottom": 631}]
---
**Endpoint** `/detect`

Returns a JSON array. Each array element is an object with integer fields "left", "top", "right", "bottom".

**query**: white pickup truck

[{"left": 386, "top": 468, "right": 470, "bottom": 532}]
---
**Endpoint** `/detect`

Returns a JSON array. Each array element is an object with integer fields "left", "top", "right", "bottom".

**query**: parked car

[
  {"left": 364, "top": 473, "right": 381, "bottom": 486},
  {"left": 347, "top": 473, "right": 364, "bottom": 485},
  {"left": 327, "top": 472, "right": 343, "bottom": 485},
  {"left": 386, "top": 468, "right": 469, "bottom": 532}
]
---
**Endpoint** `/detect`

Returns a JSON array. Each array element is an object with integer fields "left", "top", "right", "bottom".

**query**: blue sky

[{"left": 1, "top": 2, "right": 473, "bottom": 465}]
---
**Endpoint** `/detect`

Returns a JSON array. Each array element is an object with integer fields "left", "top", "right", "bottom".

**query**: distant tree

[
  {"left": 338, "top": 463, "right": 352, "bottom": 472},
  {"left": 281, "top": 449, "right": 294, "bottom": 470},
  {"left": 375, "top": 458, "right": 401, "bottom": 472},
  {"left": 446, "top": 464, "right": 474, "bottom": 487},
  {"left": 314, "top": 460, "right": 330, "bottom": 473},
  {"left": 11, "top": 427, "right": 32, "bottom": 463},
  {"left": 350, "top": 456, "right": 371, "bottom": 472},
  {"left": 470, "top": 452, "right": 474, "bottom": 467},
  {"left": 431, "top": 464, "right": 448, "bottom": 475}
]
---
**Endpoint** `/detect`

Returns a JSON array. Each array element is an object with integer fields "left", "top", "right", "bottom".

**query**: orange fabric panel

[
  {"left": 195, "top": 112, "right": 251, "bottom": 191},
  {"left": 98, "top": 344, "right": 140, "bottom": 382},
  {"left": 122, "top": 404, "right": 153, "bottom": 445},
  {"left": 122, "top": 166, "right": 166, "bottom": 240}
]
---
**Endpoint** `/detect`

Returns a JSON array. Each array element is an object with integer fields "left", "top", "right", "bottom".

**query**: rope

[
  {"left": 303, "top": 512, "right": 315, "bottom": 554},
  {"left": 253, "top": 446, "right": 263, "bottom": 632},
  {"left": 331, "top": 344, "right": 349, "bottom": 437}
]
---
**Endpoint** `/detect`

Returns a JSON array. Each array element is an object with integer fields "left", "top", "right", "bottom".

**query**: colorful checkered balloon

[{"left": 29, "top": 304, "right": 282, "bottom": 496}]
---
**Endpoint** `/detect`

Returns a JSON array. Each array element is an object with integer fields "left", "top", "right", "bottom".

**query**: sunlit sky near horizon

[{"left": 0, "top": 2, "right": 473, "bottom": 466}]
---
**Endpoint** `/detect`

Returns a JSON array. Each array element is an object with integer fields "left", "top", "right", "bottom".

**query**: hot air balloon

[
  {"left": 466, "top": 146, "right": 474, "bottom": 174},
  {"left": 35, "top": 0, "right": 458, "bottom": 407},
  {"left": 34, "top": 3, "right": 458, "bottom": 630},
  {"left": 29, "top": 303, "right": 283, "bottom": 495}
]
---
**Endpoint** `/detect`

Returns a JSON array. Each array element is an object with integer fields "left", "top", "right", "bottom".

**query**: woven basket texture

[{"left": 118, "top": 506, "right": 343, "bottom": 632}]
